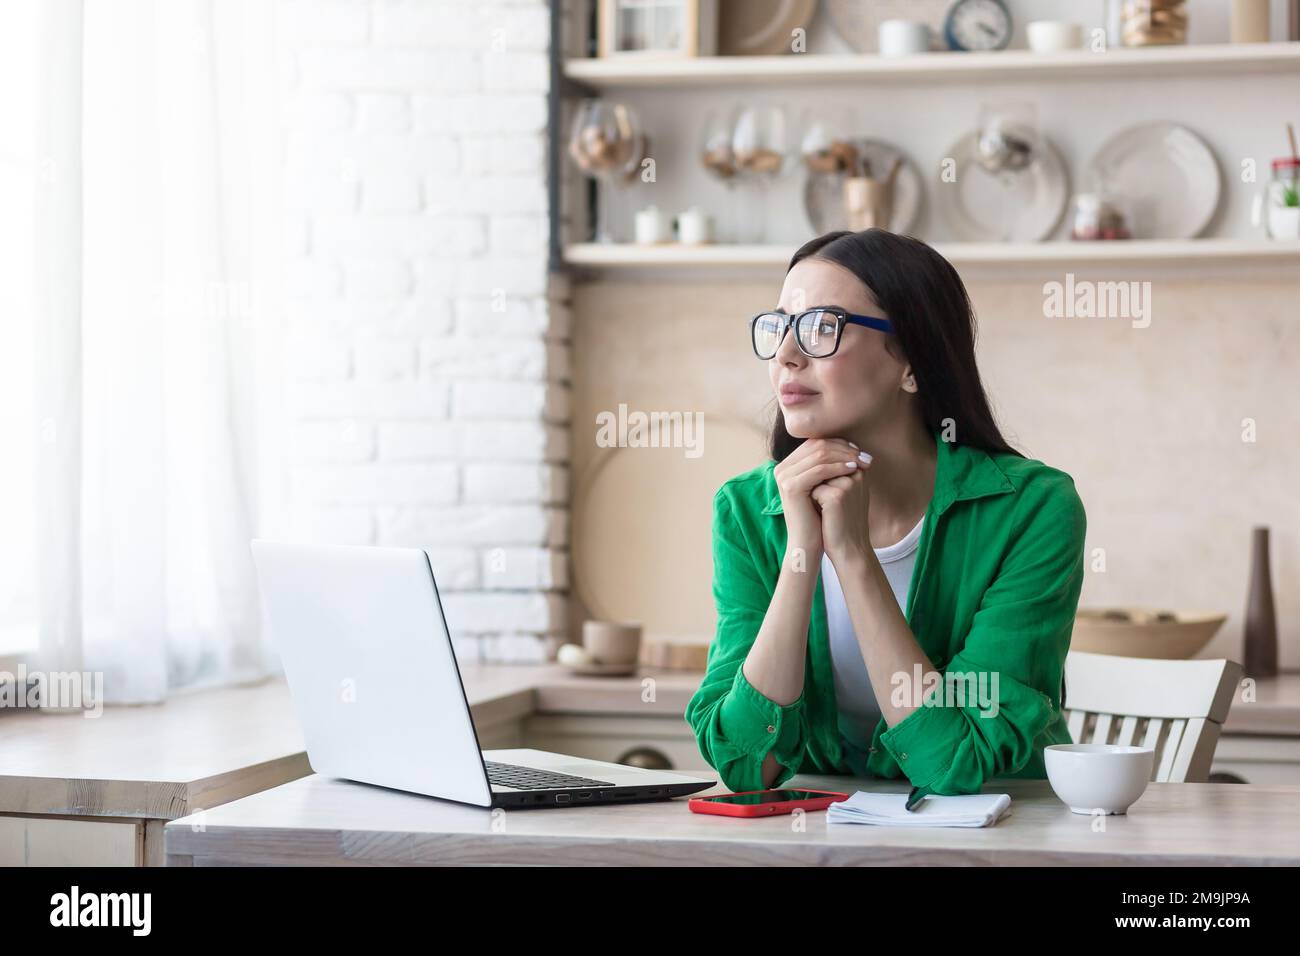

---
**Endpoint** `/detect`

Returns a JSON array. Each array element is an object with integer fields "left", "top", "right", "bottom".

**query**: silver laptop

[{"left": 250, "top": 540, "right": 715, "bottom": 809}]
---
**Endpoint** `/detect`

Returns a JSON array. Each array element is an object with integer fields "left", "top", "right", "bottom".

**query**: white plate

[
  {"left": 803, "top": 139, "right": 922, "bottom": 235},
  {"left": 1084, "top": 122, "right": 1221, "bottom": 239},
  {"left": 939, "top": 131, "right": 1070, "bottom": 242}
]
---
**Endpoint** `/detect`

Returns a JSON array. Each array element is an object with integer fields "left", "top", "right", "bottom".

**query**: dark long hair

[{"left": 769, "top": 228, "right": 1022, "bottom": 461}]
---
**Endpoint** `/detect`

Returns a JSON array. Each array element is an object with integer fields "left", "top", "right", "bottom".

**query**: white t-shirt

[{"left": 820, "top": 514, "right": 925, "bottom": 753}]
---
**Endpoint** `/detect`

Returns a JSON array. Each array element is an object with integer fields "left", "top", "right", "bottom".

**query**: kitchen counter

[
  {"left": 1221, "top": 672, "right": 1300, "bottom": 734},
  {"left": 162, "top": 772, "right": 1300, "bottom": 867}
]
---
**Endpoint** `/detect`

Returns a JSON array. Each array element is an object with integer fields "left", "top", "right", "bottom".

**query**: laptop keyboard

[{"left": 484, "top": 760, "right": 615, "bottom": 791}]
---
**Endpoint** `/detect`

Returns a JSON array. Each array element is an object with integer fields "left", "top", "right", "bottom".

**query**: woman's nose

[{"left": 774, "top": 324, "right": 805, "bottom": 365}]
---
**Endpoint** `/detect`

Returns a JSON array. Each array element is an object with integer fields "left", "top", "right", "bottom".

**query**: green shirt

[{"left": 684, "top": 428, "right": 1087, "bottom": 796}]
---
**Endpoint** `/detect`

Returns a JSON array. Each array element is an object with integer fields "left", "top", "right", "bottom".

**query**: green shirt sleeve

[
  {"left": 685, "top": 485, "right": 808, "bottom": 793},
  {"left": 877, "top": 475, "right": 1087, "bottom": 795}
]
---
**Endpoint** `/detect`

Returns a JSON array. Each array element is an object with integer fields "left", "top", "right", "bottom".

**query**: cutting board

[{"left": 572, "top": 417, "right": 767, "bottom": 650}]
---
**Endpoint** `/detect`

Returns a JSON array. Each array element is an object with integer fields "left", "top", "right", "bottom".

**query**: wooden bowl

[{"left": 1070, "top": 608, "right": 1228, "bottom": 660}]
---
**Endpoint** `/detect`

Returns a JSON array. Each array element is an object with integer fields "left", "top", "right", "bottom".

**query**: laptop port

[
  {"left": 577, "top": 791, "right": 592, "bottom": 800},
  {"left": 555, "top": 793, "right": 572, "bottom": 803}
]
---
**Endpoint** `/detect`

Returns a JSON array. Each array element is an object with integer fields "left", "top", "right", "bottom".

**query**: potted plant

[{"left": 1269, "top": 181, "right": 1300, "bottom": 240}]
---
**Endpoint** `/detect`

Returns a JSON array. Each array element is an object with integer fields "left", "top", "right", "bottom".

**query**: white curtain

[{"left": 21, "top": 0, "right": 284, "bottom": 702}]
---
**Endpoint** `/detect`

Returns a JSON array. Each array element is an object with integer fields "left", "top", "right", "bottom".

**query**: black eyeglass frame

[{"left": 749, "top": 307, "right": 896, "bottom": 360}]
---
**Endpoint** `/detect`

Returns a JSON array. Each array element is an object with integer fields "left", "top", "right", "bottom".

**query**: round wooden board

[
  {"left": 572, "top": 417, "right": 767, "bottom": 649},
  {"left": 718, "top": 0, "right": 818, "bottom": 56}
]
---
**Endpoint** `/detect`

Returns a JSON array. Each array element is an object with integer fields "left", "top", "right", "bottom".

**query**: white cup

[
  {"left": 1045, "top": 744, "right": 1154, "bottom": 814},
  {"left": 634, "top": 205, "right": 671, "bottom": 244},
  {"left": 677, "top": 206, "right": 711, "bottom": 244},
  {"left": 878, "top": 19, "right": 931, "bottom": 57},
  {"left": 1027, "top": 20, "right": 1083, "bottom": 52}
]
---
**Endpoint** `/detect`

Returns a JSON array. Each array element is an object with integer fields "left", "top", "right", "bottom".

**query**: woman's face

[{"left": 769, "top": 257, "right": 915, "bottom": 440}]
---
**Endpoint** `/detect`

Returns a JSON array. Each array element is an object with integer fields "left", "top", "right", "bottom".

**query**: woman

[{"left": 685, "top": 228, "right": 1086, "bottom": 798}]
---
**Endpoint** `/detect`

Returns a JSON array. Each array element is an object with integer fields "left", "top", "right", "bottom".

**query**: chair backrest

[{"left": 1061, "top": 651, "right": 1243, "bottom": 783}]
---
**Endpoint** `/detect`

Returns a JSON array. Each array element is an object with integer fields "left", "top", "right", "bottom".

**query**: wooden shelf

[
  {"left": 565, "top": 41, "right": 1300, "bottom": 89},
  {"left": 563, "top": 239, "right": 1300, "bottom": 277}
]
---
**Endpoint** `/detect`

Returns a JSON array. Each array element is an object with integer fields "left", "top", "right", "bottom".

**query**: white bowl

[
  {"left": 1027, "top": 20, "right": 1082, "bottom": 52},
  {"left": 1045, "top": 744, "right": 1154, "bottom": 814}
]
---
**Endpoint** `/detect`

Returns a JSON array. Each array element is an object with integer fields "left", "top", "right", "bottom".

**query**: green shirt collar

[{"left": 758, "top": 427, "right": 1015, "bottom": 518}]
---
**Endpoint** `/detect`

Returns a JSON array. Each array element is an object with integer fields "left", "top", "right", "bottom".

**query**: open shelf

[
  {"left": 565, "top": 41, "right": 1300, "bottom": 89},
  {"left": 555, "top": 41, "right": 1300, "bottom": 277},
  {"left": 563, "top": 239, "right": 1300, "bottom": 277}
]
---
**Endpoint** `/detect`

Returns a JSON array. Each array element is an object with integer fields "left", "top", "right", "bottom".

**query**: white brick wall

[{"left": 278, "top": 0, "right": 568, "bottom": 663}]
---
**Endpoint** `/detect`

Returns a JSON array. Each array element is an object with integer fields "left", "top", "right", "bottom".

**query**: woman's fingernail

[
  {"left": 858, "top": 452, "right": 873, "bottom": 464},
  {"left": 845, "top": 461, "right": 857, "bottom": 469},
  {"left": 848, "top": 442, "right": 859, "bottom": 449}
]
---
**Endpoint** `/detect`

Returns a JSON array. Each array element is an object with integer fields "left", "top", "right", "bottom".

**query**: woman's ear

[{"left": 901, "top": 364, "right": 918, "bottom": 394}]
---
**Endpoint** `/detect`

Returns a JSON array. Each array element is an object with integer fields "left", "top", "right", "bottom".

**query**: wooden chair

[{"left": 1061, "top": 651, "right": 1243, "bottom": 783}]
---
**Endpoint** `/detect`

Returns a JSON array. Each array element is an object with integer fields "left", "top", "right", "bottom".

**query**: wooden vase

[{"left": 1243, "top": 526, "right": 1278, "bottom": 677}]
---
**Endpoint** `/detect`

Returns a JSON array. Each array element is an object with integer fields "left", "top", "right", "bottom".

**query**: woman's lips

[{"left": 779, "top": 385, "right": 820, "bottom": 407}]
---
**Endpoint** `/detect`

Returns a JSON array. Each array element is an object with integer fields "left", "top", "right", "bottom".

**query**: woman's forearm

[
  {"left": 835, "top": 551, "right": 935, "bottom": 727},
  {"left": 741, "top": 548, "right": 820, "bottom": 790},
  {"left": 740, "top": 546, "right": 819, "bottom": 708}
]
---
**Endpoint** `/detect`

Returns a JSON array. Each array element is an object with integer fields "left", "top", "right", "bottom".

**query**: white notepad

[{"left": 826, "top": 791, "right": 1012, "bottom": 828}]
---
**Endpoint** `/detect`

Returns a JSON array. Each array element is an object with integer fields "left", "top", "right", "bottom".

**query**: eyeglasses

[{"left": 749, "top": 307, "right": 895, "bottom": 360}]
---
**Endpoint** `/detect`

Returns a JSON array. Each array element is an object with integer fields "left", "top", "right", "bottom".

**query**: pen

[{"left": 904, "top": 786, "right": 926, "bottom": 812}]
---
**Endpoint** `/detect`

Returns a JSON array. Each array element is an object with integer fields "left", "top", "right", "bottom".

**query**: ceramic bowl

[
  {"left": 1045, "top": 743, "right": 1154, "bottom": 814},
  {"left": 1027, "top": 20, "right": 1082, "bottom": 52}
]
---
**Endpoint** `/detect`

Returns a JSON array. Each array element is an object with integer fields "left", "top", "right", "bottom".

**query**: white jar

[
  {"left": 1250, "top": 158, "right": 1300, "bottom": 240},
  {"left": 677, "top": 206, "right": 711, "bottom": 244},
  {"left": 878, "top": 20, "right": 930, "bottom": 56},
  {"left": 634, "top": 205, "right": 671, "bottom": 244}
]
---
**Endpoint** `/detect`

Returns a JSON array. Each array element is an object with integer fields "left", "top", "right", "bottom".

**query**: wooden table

[
  {"left": 7, "top": 663, "right": 1300, "bottom": 865},
  {"left": 163, "top": 772, "right": 1300, "bottom": 867},
  {"left": 0, "top": 664, "right": 702, "bottom": 866},
  {"left": 0, "top": 679, "right": 309, "bottom": 865}
]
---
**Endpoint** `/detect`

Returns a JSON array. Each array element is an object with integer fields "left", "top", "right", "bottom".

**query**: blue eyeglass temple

[{"left": 842, "top": 313, "right": 895, "bottom": 334}]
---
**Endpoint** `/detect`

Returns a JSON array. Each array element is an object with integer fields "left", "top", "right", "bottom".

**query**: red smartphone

[{"left": 688, "top": 788, "right": 850, "bottom": 818}]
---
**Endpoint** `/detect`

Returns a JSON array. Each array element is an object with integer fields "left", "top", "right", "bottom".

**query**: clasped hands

[{"left": 773, "top": 438, "right": 874, "bottom": 571}]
